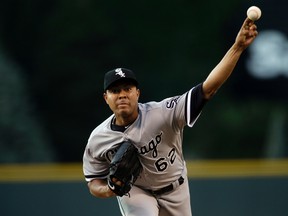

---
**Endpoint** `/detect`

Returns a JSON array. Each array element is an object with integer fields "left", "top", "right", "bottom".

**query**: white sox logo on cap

[
  {"left": 115, "top": 68, "right": 125, "bottom": 77},
  {"left": 104, "top": 68, "right": 138, "bottom": 91}
]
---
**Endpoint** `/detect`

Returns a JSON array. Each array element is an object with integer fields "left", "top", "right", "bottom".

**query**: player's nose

[{"left": 118, "top": 89, "right": 128, "bottom": 98}]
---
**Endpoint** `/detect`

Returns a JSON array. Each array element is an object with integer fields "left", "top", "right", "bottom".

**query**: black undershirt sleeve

[{"left": 185, "top": 83, "right": 208, "bottom": 126}]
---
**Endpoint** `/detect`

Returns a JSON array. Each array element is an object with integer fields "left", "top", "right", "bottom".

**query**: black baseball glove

[{"left": 107, "top": 140, "right": 142, "bottom": 197}]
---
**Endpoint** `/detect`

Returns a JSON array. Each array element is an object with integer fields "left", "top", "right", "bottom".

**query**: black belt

[{"left": 147, "top": 176, "right": 184, "bottom": 196}]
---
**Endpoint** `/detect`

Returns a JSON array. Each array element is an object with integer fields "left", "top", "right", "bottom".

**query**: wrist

[{"left": 104, "top": 185, "right": 116, "bottom": 198}]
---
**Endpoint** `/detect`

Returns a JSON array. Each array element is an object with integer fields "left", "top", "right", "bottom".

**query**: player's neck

[{"left": 113, "top": 115, "right": 137, "bottom": 127}]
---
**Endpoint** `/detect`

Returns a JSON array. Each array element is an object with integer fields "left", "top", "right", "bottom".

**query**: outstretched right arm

[{"left": 202, "top": 18, "right": 258, "bottom": 99}]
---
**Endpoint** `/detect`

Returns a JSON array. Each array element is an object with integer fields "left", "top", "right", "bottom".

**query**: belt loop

[
  {"left": 172, "top": 176, "right": 184, "bottom": 190},
  {"left": 171, "top": 178, "right": 179, "bottom": 190}
]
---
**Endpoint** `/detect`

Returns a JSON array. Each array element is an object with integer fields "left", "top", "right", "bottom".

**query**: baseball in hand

[{"left": 247, "top": 6, "right": 262, "bottom": 21}]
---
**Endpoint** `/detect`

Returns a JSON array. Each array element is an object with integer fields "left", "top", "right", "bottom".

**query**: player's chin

[
  {"left": 117, "top": 104, "right": 129, "bottom": 109},
  {"left": 117, "top": 109, "right": 131, "bottom": 117},
  {"left": 117, "top": 104, "right": 131, "bottom": 111}
]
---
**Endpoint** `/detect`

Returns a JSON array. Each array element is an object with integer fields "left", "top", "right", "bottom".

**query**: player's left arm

[
  {"left": 202, "top": 18, "right": 258, "bottom": 99},
  {"left": 88, "top": 178, "right": 116, "bottom": 198}
]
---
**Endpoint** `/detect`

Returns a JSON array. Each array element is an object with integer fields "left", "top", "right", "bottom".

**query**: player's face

[{"left": 104, "top": 82, "right": 140, "bottom": 123}]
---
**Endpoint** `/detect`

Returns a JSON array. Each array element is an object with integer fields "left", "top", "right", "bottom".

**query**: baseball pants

[{"left": 116, "top": 175, "right": 192, "bottom": 216}]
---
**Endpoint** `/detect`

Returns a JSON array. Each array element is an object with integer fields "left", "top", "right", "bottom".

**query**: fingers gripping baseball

[{"left": 236, "top": 18, "right": 258, "bottom": 49}]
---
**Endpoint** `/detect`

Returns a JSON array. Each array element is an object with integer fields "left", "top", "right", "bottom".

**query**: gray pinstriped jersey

[{"left": 83, "top": 83, "right": 206, "bottom": 190}]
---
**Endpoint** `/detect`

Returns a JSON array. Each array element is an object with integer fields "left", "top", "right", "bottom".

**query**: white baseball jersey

[{"left": 83, "top": 83, "right": 207, "bottom": 191}]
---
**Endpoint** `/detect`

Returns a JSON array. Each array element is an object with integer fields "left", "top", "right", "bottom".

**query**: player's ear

[
  {"left": 103, "top": 92, "right": 109, "bottom": 104},
  {"left": 136, "top": 89, "right": 140, "bottom": 100}
]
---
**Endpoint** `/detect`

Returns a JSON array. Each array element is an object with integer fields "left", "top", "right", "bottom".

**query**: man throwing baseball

[{"left": 83, "top": 18, "right": 258, "bottom": 216}]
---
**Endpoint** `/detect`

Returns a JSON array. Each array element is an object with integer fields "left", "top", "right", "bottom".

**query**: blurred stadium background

[{"left": 0, "top": 0, "right": 287, "bottom": 215}]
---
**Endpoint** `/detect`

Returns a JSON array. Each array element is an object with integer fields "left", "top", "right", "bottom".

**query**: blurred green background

[
  {"left": 0, "top": 0, "right": 287, "bottom": 163},
  {"left": 1, "top": 1, "right": 288, "bottom": 216}
]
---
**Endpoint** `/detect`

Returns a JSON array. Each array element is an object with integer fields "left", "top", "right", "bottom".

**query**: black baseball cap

[{"left": 104, "top": 68, "right": 138, "bottom": 91}]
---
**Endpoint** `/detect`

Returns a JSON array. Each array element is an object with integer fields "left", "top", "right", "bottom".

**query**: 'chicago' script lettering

[
  {"left": 105, "top": 148, "right": 117, "bottom": 162},
  {"left": 139, "top": 132, "right": 163, "bottom": 158}
]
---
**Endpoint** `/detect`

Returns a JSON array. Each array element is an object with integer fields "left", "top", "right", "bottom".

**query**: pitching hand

[{"left": 235, "top": 18, "right": 258, "bottom": 50}]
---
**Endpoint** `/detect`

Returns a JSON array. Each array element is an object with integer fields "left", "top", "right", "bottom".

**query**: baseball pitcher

[{"left": 83, "top": 18, "right": 258, "bottom": 216}]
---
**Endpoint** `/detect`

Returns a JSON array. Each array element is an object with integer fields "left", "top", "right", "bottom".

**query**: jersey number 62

[{"left": 155, "top": 148, "right": 176, "bottom": 172}]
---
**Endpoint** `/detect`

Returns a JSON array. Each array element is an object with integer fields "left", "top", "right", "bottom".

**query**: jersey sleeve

[
  {"left": 185, "top": 83, "right": 208, "bottom": 127},
  {"left": 163, "top": 83, "right": 207, "bottom": 130},
  {"left": 82, "top": 119, "right": 125, "bottom": 182},
  {"left": 83, "top": 145, "right": 110, "bottom": 182}
]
